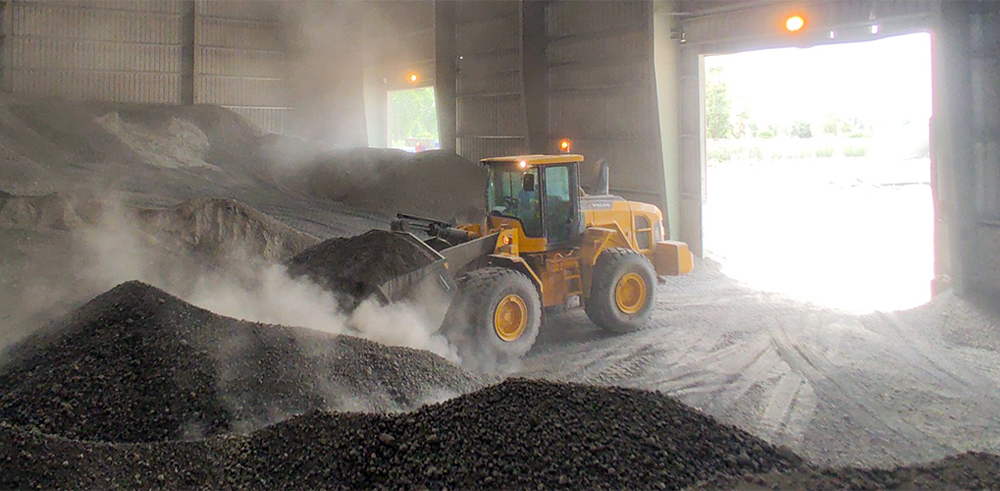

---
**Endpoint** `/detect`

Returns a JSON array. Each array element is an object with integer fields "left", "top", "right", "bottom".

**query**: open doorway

[
  {"left": 387, "top": 86, "right": 439, "bottom": 152},
  {"left": 702, "top": 33, "right": 932, "bottom": 313}
]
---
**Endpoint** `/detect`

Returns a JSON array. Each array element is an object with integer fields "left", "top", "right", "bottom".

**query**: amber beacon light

[
  {"left": 785, "top": 15, "right": 805, "bottom": 32},
  {"left": 559, "top": 139, "right": 571, "bottom": 153}
]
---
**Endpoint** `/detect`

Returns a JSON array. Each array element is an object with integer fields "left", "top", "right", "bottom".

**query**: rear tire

[
  {"left": 444, "top": 267, "right": 541, "bottom": 371},
  {"left": 585, "top": 248, "right": 656, "bottom": 333}
]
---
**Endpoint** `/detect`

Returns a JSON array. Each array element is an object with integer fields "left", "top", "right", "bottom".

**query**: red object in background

[{"left": 415, "top": 143, "right": 424, "bottom": 152}]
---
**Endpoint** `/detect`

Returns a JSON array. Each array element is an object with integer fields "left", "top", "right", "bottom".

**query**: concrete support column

[
  {"left": 521, "top": 0, "right": 547, "bottom": 154},
  {"left": 676, "top": 45, "right": 704, "bottom": 255},
  {"left": 933, "top": 1, "right": 972, "bottom": 296},
  {"left": 434, "top": 0, "right": 457, "bottom": 153},
  {"left": 653, "top": 0, "right": 681, "bottom": 241},
  {"left": 180, "top": 0, "right": 196, "bottom": 105}
]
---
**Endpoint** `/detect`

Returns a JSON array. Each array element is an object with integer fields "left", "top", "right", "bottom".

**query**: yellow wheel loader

[{"left": 362, "top": 153, "right": 693, "bottom": 367}]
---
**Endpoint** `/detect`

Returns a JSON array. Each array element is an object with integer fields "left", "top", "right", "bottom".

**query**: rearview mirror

[{"left": 522, "top": 173, "right": 535, "bottom": 192}]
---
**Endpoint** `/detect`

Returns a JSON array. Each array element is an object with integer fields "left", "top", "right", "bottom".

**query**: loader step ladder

[{"left": 562, "top": 259, "right": 583, "bottom": 297}]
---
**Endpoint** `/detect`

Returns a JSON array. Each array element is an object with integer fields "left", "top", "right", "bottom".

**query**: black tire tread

[
  {"left": 449, "top": 266, "right": 541, "bottom": 370},
  {"left": 585, "top": 247, "right": 656, "bottom": 334}
]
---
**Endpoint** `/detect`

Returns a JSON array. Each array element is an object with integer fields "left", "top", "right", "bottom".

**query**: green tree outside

[
  {"left": 705, "top": 66, "right": 733, "bottom": 139},
  {"left": 389, "top": 87, "right": 439, "bottom": 146}
]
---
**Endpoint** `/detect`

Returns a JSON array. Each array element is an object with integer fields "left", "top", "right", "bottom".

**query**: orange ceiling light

[
  {"left": 785, "top": 15, "right": 805, "bottom": 32},
  {"left": 408, "top": 73, "right": 418, "bottom": 83}
]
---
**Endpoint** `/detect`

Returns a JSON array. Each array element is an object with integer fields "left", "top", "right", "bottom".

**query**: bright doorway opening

[
  {"left": 702, "top": 33, "right": 933, "bottom": 313},
  {"left": 388, "top": 86, "right": 439, "bottom": 152}
]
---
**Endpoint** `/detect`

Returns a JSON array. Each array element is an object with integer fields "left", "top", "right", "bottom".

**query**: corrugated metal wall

[
  {"left": 194, "top": 0, "right": 290, "bottom": 133},
  {"left": 447, "top": 0, "right": 665, "bottom": 213},
  {"left": 544, "top": 0, "right": 664, "bottom": 210},
  {"left": 0, "top": 0, "right": 292, "bottom": 133},
  {"left": 1, "top": 0, "right": 185, "bottom": 103},
  {"left": 454, "top": 1, "right": 527, "bottom": 163}
]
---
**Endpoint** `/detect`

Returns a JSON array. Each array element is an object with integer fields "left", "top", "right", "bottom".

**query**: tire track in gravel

[{"left": 770, "top": 315, "right": 953, "bottom": 464}]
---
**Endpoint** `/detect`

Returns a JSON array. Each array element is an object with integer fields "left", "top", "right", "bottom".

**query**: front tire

[
  {"left": 445, "top": 267, "right": 541, "bottom": 370},
  {"left": 585, "top": 248, "right": 657, "bottom": 333}
]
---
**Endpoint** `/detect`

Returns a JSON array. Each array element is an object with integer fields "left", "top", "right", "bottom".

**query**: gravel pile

[
  {"left": 271, "top": 146, "right": 486, "bottom": 223},
  {"left": 0, "top": 281, "right": 486, "bottom": 443},
  {"left": 3, "top": 379, "right": 1000, "bottom": 490},
  {"left": 0, "top": 99, "right": 271, "bottom": 201},
  {"left": 236, "top": 378, "right": 803, "bottom": 490},
  {"left": 0, "top": 192, "right": 102, "bottom": 230},
  {"left": 0, "top": 378, "right": 803, "bottom": 490},
  {"left": 285, "top": 230, "right": 440, "bottom": 310},
  {"left": 134, "top": 197, "right": 319, "bottom": 263}
]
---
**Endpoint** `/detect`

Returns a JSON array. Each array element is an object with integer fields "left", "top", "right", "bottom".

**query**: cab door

[{"left": 541, "top": 164, "right": 583, "bottom": 248}]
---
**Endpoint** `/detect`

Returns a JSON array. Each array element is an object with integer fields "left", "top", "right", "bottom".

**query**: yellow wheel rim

[
  {"left": 615, "top": 273, "right": 646, "bottom": 314},
  {"left": 494, "top": 294, "right": 528, "bottom": 342}
]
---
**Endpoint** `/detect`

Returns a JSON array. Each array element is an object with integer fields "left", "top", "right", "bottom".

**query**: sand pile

[
  {"left": 272, "top": 147, "right": 487, "bottom": 224},
  {"left": 134, "top": 197, "right": 319, "bottom": 263},
  {"left": 0, "top": 281, "right": 486, "bottom": 443},
  {"left": 285, "top": 230, "right": 440, "bottom": 310}
]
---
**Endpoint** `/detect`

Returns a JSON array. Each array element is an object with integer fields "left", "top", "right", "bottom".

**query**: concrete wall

[{"left": 937, "top": 3, "right": 1000, "bottom": 301}]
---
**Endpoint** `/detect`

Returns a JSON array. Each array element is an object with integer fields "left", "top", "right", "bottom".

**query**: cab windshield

[{"left": 487, "top": 164, "right": 542, "bottom": 237}]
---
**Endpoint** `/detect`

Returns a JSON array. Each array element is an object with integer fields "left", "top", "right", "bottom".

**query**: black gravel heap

[
  {"left": 235, "top": 378, "right": 804, "bottom": 490},
  {"left": 0, "top": 281, "right": 484, "bottom": 443},
  {"left": 285, "top": 230, "right": 440, "bottom": 310},
  {"left": 0, "top": 378, "right": 803, "bottom": 490}
]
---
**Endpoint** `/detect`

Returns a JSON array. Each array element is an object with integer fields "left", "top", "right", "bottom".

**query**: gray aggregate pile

[
  {"left": 268, "top": 146, "right": 487, "bottom": 223},
  {"left": 134, "top": 196, "right": 320, "bottom": 262},
  {"left": 0, "top": 281, "right": 486, "bottom": 443},
  {"left": 285, "top": 229, "right": 440, "bottom": 310}
]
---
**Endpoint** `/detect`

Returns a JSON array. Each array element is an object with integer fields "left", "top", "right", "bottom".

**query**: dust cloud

[{"left": 1, "top": 198, "right": 460, "bottom": 364}]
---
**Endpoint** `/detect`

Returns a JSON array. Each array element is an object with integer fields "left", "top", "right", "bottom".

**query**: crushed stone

[{"left": 0, "top": 281, "right": 486, "bottom": 443}]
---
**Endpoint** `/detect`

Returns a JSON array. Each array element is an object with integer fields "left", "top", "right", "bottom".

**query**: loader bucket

[
  {"left": 370, "top": 232, "right": 500, "bottom": 330},
  {"left": 370, "top": 234, "right": 457, "bottom": 305},
  {"left": 286, "top": 229, "right": 499, "bottom": 332}
]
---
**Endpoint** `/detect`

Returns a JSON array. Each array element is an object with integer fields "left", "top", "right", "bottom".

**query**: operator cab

[{"left": 483, "top": 154, "right": 585, "bottom": 249}]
